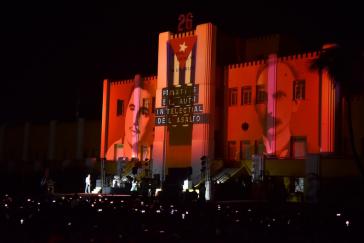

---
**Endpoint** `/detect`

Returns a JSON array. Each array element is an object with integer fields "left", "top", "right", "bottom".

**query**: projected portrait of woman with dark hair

[
  {"left": 106, "top": 74, "right": 155, "bottom": 161},
  {"left": 254, "top": 55, "right": 302, "bottom": 157}
]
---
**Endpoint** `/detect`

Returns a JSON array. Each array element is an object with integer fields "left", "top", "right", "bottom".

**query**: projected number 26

[{"left": 178, "top": 12, "right": 193, "bottom": 32}]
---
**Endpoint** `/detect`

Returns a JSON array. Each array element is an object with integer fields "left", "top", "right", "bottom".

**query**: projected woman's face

[{"left": 124, "top": 88, "right": 153, "bottom": 148}]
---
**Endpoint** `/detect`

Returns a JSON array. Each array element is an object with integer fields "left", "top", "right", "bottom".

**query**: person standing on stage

[
  {"left": 130, "top": 178, "right": 138, "bottom": 196},
  {"left": 85, "top": 174, "right": 91, "bottom": 193}
]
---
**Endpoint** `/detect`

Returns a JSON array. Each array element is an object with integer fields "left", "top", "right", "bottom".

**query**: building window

[
  {"left": 240, "top": 140, "right": 251, "bottom": 160},
  {"left": 293, "top": 80, "right": 305, "bottom": 100},
  {"left": 227, "top": 141, "right": 237, "bottom": 160},
  {"left": 143, "top": 98, "right": 150, "bottom": 109},
  {"left": 291, "top": 137, "right": 307, "bottom": 158},
  {"left": 152, "top": 97, "right": 156, "bottom": 113},
  {"left": 241, "top": 86, "right": 252, "bottom": 105},
  {"left": 256, "top": 85, "right": 267, "bottom": 104},
  {"left": 117, "top": 99, "right": 124, "bottom": 116},
  {"left": 229, "top": 88, "right": 238, "bottom": 106}
]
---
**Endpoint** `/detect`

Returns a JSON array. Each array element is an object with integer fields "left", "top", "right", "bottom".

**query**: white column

[
  {"left": 266, "top": 54, "right": 277, "bottom": 155},
  {"left": 152, "top": 31, "right": 171, "bottom": 181},
  {"left": 191, "top": 23, "right": 217, "bottom": 186},
  {"left": 100, "top": 79, "right": 110, "bottom": 159},
  {"left": 132, "top": 85, "right": 141, "bottom": 158},
  {"left": 320, "top": 70, "right": 335, "bottom": 152}
]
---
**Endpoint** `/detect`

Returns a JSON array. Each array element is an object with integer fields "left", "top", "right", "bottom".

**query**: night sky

[{"left": 1, "top": 0, "right": 363, "bottom": 122}]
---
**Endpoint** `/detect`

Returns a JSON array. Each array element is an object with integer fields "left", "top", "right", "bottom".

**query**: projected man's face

[
  {"left": 255, "top": 63, "right": 298, "bottom": 136},
  {"left": 124, "top": 88, "right": 153, "bottom": 148}
]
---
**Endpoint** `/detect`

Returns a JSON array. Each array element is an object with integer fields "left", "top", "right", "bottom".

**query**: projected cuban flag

[{"left": 167, "top": 36, "right": 197, "bottom": 86}]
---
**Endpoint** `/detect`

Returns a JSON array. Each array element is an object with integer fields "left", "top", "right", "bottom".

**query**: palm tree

[{"left": 310, "top": 43, "right": 364, "bottom": 181}]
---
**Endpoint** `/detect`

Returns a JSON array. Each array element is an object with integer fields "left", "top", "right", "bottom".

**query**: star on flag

[
  {"left": 169, "top": 36, "right": 197, "bottom": 68},
  {"left": 179, "top": 42, "right": 187, "bottom": 52}
]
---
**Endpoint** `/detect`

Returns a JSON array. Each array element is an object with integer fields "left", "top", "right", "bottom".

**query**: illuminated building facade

[{"left": 100, "top": 22, "right": 364, "bottom": 184}]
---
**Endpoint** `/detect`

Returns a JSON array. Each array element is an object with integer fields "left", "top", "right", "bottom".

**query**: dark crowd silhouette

[{"left": 1, "top": 192, "right": 363, "bottom": 243}]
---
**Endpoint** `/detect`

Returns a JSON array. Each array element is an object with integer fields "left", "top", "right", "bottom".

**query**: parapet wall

[{"left": 226, "top": 51, "right": 320, "bottom": 70}]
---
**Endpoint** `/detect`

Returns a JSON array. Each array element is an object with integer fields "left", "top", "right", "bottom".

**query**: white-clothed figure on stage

[
  {"left": 131, "top": 178, "right": 138, "bottom": 192},
  {"left": 112, "top": 175, "right": 121, "bottom": 188},
  {"left": 85, "top": 174, "right": 91, "bottom": 193}
]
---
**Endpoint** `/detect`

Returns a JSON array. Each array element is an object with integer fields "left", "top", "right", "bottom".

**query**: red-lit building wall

[
  {"left": 102, "top": 77, "right": 157, "bottom": 161},
  {"left": 99, "top": 22, "right": 364, "bottom": 181},
  {"left": 107, "top": 79, "right": 134, "bottom": 151},
  {"left": 226, "top": 52, "right": 323, "bottom": 158}
]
